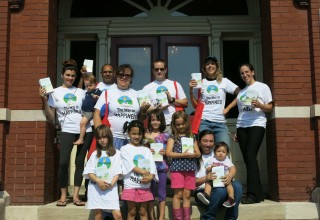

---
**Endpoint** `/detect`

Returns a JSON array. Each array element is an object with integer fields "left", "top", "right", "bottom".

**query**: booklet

[
  {"left": 191, "top": 73, "right": 202, "bottom": 88},
  {"left": 138, "top": 158, "right": 151, "bottom": 172},
  {"left": 39, "top": 77, "right": 54, "bottom": 94},
  {"left": 83, "top": 59, "right": 94, "bottom": 74},
  {"left": 96, "top": 164, "right": 112, "bottom": 184},
  {"left": 245, "top": 90, "right": 259, "bottom": 106},
  {"left": 181, "top": 137, "right": 194, "bottom": 153},
  {"left": 137, "top": 90, "right": 151, "bottom": 106},
  {"left": 156, "top": 92, "right": 169, "bottom": 106},
  {"left": 212, "top": 166, "right": 225, "bottom": 187},
  {"left": 150, "top": 143, "right": 164, "bottom": 162}
]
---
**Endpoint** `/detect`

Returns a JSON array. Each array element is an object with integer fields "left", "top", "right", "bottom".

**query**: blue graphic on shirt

[
  {"left": 156, "top": 86, "right": 168, "bottom": 94},
  {"left": 63, "top": 93, "right": 77, "bottom": 105},
  {"left": 118, "top": 96, "right": 133, "bottom": 107},
  {"left": 206, "top": 85, "right": 218, "bottom": 94}
]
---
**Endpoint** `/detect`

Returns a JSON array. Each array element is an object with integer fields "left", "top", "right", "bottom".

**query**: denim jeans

[
  {"left": 199, "top": 120, "right": 230, "bottom": 146},
  {"left": 113, "top": 137, "right": 129, "bottom": 150},
  {"left": 195, "top": 180, "right": 243, "bottom": 220}
]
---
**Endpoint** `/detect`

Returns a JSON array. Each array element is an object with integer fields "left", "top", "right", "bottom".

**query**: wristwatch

[{"left": 169, "top": 97, "right": 175, "bottom": 104}]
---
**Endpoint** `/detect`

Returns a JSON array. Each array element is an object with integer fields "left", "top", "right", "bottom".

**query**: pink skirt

[{"left": 121, "top": 188, "right": 154, "bottom": 202}]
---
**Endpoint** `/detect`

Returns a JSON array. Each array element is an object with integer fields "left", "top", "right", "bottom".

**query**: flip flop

[
  {"left": 56, "top": 200, "right": 67, "bottom": 207},
  {"left": 73, "top": 200, "right": 85, "bottom": 206}
]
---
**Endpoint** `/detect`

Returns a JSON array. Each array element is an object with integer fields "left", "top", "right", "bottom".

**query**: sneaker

[
  {"left": 197, "top": 192, "right": 210, "bottom": 205},
  {"left": 223, "top": 198, "right": 236, "bottom": 208}
]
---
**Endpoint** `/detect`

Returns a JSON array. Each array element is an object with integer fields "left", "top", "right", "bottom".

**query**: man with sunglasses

[{"left": 143, "top": 59, "right": 188, "bottom": 130}]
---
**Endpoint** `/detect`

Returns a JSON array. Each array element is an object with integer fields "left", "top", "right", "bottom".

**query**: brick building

[{"left": 0, "top": 0, "right": 319, "bottom": 204}]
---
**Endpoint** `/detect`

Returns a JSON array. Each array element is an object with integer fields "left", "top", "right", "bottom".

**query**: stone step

[{"left": 4, "top": 198, "right": 320, "bottom": 220}]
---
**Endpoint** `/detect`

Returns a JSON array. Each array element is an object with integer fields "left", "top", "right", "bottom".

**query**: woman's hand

[
  {"left": 39, "top": 87, "right": 47, "bottom": 100},
  {"left": 189, "top": 79, "right": 197, "bottom": 89}
]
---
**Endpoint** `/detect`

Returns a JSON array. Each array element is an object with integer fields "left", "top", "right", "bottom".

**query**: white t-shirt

[
  {"left": 83, "top": 150, "right": 122, "bottom": 210},
  {"left": 236, "top": 81, "right": 273, "bottom": 128},
  {"left": 195, "top": 151, "right": 214, "bottom": 190},
  {"left": 48, "top": 86, "right": 92, "bottom": 133},
  {"left": 207, "top": 156, "right": 234, "bottom": 174},
  {"left": 143, "top": 79, "right": 186, "bottom": 125},
  {"left": 193, "top": 78, "right": 238, "bottom": 123},
  {"left": 120, "top": 144, "right": 158, "bottom": 189},
  {"left": 96, "top": 82, "right": 116, "bottom": 92},
  {"left": 95, "top": 86, "right": 140, "bottom": 139}
]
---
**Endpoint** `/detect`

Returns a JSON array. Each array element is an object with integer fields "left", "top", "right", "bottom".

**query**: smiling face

[
  {"left": 150, "top": 114, "right": 161, "bottom": 132},
  {"left": 240, "top": 65, "right": 255, "bottom": 86},
  {"left": 199, "top": 133, "right": 214, "bottom": 155},
  {"left": 129, "top": 127, "right": 143, "bottom": 146},
  {"left": 101, "top": 65, "right": 114, "bottom": 84},
  {"left": 153, "top": 61, "right": 167, "bottom": 81},
  {"left": 116, "top": 67, "right": 132, "bottom": 90},
  {"left": 204, "top": 61, "right": 218, "bottom": 79},
  {"left": 61, "top": 70, "right": 77, "bottom": 88}
]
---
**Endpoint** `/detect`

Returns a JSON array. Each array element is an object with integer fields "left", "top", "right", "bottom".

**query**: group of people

[{"left": 39, "top": 56, "right": 273, "bottom": 220}]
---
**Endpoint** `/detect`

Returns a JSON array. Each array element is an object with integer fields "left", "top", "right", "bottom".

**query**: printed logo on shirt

[
  {"left": 206, "top": 85, "right": 218, "bottom": 94},
  {"left": 63, "top": 93, "right": 77, "bottom": 106},
  {"left": 156, "top": 86, "right": 168, "bottom": 94},
  {"left": 97, "top": 156, "right": 111, "bottom": 168},
  {"left": 133, "top": 154, "right": 145, "bottom": 166},
  {"left": 118, "top": 96, "right": 133, "bottom": 107}
]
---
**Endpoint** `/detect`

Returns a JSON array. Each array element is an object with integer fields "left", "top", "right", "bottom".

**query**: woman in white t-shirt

[
  {"left": 235, "top": 63, "right": 273, "bottom": 204},
  {"left": 190, "top": 56, "right": 240, "bottom": 146},
  {"left": 94, "top": 64, "right": 149, "bottom": 150},
  {"left": 40, "top": 59, "right": 92, "bottom": 207}
]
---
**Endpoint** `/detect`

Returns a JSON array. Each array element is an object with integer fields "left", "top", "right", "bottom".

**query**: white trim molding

[
  {"left": 311, "top": 104, "right": 320, "bottom": 117},
  {"left": 271, "top": 106, "right": 311, "bottom": 119},
  {"left": 0, "top": 109, "right": 47, "bottom": 122}
]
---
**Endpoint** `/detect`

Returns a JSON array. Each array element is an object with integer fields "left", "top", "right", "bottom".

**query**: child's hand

[
  {"left": 206, "top": 172, "right": 217, "bottom": 181},
  {"left": 222, "top": 174, "right": 231, "bottom": 185},
  {"left": 183, "top": 150, "right": 195, "bottom": 158},
  {"left": 150, "top": 148, "right": 155, "bottom": 154},
  {"left": 97, "top": 179, "right": 108, "bottom": 191},
  {"left": 104, "top": 181, "right": 113, "bottom": 190},
  {"left": 159, "top": 149, "right": 165, "bottom": 156},
  {"left": 140, "top": 174, "right": 153, "bottom": 184},
  {"left": 92, "top": 94, "right": 99, "bottom": 100},
  {"left": 142, "top": 170, "right": 150, "bottom": 176}
]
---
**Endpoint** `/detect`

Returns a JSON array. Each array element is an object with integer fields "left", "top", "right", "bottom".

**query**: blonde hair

[
  {"left": 170, "top": 111, "right": 193, "bottom": 140},
  {"left": 84, "top": 74, "right": 97, "bottom": 84},
  {"left": 202, "top": 60, "right": 223, "bottom": 83}
]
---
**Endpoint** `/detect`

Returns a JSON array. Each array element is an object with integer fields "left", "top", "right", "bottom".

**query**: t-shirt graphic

[
  {"left": 130, "top": 154, "right": 150, "bottom": 183},
  {"left": 205, "top": 85, "right": 219, "bottom": 94},
  {"left": 118, "top": 96, "right": 133, "bottom": 106},
  {"left": 64, "top": 93, "right": 77, "bottom": 106},
  {"left": 96, "top": 156, "right": 112, "bottom": 183},
  {"left": 156, "top": 86, "right": 168, "bottom": 93}
]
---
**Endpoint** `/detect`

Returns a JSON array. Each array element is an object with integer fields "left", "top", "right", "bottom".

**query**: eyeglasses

[
  {"left": 117, "top": 73, "right": 132, "bottom": 79},
  {"left": 101, "top": 70, "right": 113, "bottom": 74},
  {"left": 153, "top": 68, "right": 165, "bottom": 72}
]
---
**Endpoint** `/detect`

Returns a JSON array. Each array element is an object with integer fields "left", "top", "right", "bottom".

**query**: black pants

[
  {"left": 237, "top": 126, "right": 265, "bottom": 202},
  {"left": 59, "top": 132, "right": 93, "bottom": 188}
]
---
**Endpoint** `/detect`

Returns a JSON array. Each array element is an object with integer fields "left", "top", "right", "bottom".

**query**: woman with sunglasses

[
  {"left": 94, "top": 64, "right": 150, "bottom": 150},
  {"left": 189, "top": 56, "right": 240, "bottom": 146}
]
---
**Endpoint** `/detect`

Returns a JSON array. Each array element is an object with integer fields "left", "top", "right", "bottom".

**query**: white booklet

[
  {"left": 212, "top": 166, "right": 225, "bottom": 187},
  {"left": 39, "top": 77, "right": 54, "bottom": 94},
  {"left": 83, "top": 59, "right": 94, "bottom": 74},
  {"left": 191, "top": 73, "right": 202, "bottom": 88},
  {"left": 150, "top": 143, "right": 164, "bottom": 162},
  {"left": 137, "top": 90, "right": 151, "bottom": 106},
  {"left": 138, "top": 158, "right": 151, "bottom": 172},
  {"left": 156, "top": 92, "right": 169, "bottom": 106},
  {"left": 181, "top": 137, "right": 194, "bottom": 153}
]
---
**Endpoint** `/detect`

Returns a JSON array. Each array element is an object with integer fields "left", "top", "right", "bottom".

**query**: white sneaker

[{"left": 197, "top": 192, "right": 210, "bottom": 205}]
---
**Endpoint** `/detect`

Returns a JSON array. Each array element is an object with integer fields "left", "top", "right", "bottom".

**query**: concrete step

[{"left": 4, "top": 198, "right": 320, "bottom": 220}]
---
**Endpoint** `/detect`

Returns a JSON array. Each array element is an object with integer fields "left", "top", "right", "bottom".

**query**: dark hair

[
  {"left": 94, "top": 125, "right": 116, "bottom": 158},
  {"left": 62, "top": 59, "right": 78, "bottom": 74},
  {"left": 147, "top": 109, "right": 166, "bottom": 132},
  {"left": 123, "top": 120, "right": 145, "bottom": 145},
  {"left": 116, "top": 64, "right": 134, "bottom": 80},
  {"left": 170, "top": 111, "right": 192, "bottom": 140},
  {"left": 213, "top": 142, "right": 230, "bottom": 154},
  {"left": 196, "top": 130, "right": 214, "bottom": 170},
  {"left": 153, "top": 59, "right": 167, "bottom": 68},
  {"left": 100, "top": 64, "right": 114, "bottom": 73},
  {"left": 239, "top": 63, "right": 256, "bottom": 80}
]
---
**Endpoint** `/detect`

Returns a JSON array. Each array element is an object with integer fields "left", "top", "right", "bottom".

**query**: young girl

[
  {"left": 145, "top": 109, "right": 170, "bottom": 220},
  {"left": 196, "top": 142, "right": 236, "bottom": 208},
  {"left": 166, "top": 111, "right": 201, "bottom": 220},
  {"left": 120, "top": 120, "right": 158, "bottom": 220},
  {"left": 83, "top": 125, "right": 122, "bottom": 220}
]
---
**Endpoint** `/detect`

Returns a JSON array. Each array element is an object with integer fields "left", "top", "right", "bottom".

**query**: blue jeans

[
  {"left": 195, "top": 180, "right": 243, "bottom": 220},
  {"left": 199, "top": 120, "right": 230, "bottom": 146},
  {"left": 113, "top": 137, "right": 129, "bottom": 150}
]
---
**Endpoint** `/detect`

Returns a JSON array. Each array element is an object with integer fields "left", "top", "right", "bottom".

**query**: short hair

[
  {"left": 213, "top": 142, "right": 230, "bottom": 154},
  {"left": 153, "top": 59, "right": 167, "bottom": 68},
  {"left": 83, "top": 74, "right": 97, "bottom": 84},
  {"left": 117, "top": 64, "right": 134, "bottom": 78}
]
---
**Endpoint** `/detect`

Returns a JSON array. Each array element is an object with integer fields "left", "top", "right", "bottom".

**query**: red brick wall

[
  {"left": 4, "top": 0, "right": 58, "bottom": 204},
  {"left": 262, "top": 0, "right": 317, "bottom": 201}
]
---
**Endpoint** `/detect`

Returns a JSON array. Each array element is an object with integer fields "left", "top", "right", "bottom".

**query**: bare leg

[
  {"left": 112, "top": 210, "right": 123, "bottom": 220},
  {"left": 94, "top": 209, "right": 103, "bottom": 220},
  {"left": 148, "top": 201, "right": 155, "bottom": 220},
  {"left": 158, "top": 201, "right": 166, "bottom": 220},
  {"left": 139, "top": 202, "right": 149, "bottom": 220},
  {"left": 73, "top": 117, "right": 88, "bottom": 145},
  {"left": 127, "top": 201, "right": 137, "bottom": 220},
  {"left": 173, "top": 188, "right": 183, "bottom": 209},
  {"left": 226, "top": 183, "right": 235, "bottom": 199}
]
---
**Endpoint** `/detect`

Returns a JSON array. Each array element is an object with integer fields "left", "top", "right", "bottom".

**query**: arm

[
  {"left": 132, "top": 166, "right": 150, "bottom": 176},
  {"left": 193, "top": 140, "right": 201, "bottom": 158},
  {"left": 223, "top": 98, "right": 237, "bottom": 115},
  {"left": 138, "top": 102, "right": 150, "bottom": 121},
  {"left": 77, "top": 66, "right": 87, "bottom": 89},
  {"left": 223, "top": 166, "right": 236, "bottom": 186},
  {"left": 165, "top": 138, "right": 196, "bottom": 159},
  {"left": 189, "top": 79, "right": 198, "bottom": 109},
  {"left": 39, "top": 87, "right": 55, "bottom": 122},
  {"left": 93, "top": 109, "right": 102, "bottom": 128},
  {"left": 252, "top": 101, "right": 273, "bottom": 113},
  {"left": 88, "top": 173, "right": 108, "bottom": 190}
]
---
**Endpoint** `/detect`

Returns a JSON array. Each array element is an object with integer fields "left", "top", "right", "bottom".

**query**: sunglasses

[
  {"left": 153, "top": 68, "right": 166, "bottom": 72},
  {"left": 101, "top": 70, "right": 113, "bottom": 74},
  {"left": 117, "top": 73, "right": 132, "bottom": 79}
]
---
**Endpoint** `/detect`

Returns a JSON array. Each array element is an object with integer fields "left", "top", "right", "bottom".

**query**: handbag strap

[{"left": 102, "top": 90, "right": 108, "bottom": 124}]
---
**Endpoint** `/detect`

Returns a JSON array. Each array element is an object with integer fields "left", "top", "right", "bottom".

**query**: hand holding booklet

[
  {"left": 212, "top": 166, "right": 225, "bottom": 187},
  {"left": 83, "top": 59, "right": 94, "bottom": 74},
  {"left": 150, "top": 143, "right": 164, "bottom": 162},
  {"left": 39, "top": 77, "right": 54, "bottom": 94},
  {"left": 181, "top": 137, "right": 194, "bottom": 153}
]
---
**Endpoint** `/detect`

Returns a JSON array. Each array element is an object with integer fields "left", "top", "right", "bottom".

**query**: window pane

[{"left": 119, "top": 47, "right": 151, "bottom": 90}]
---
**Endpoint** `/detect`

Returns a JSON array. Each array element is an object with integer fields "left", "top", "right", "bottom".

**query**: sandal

[
  {"left": 56, "top": 200, "right": 67, "bottom": 207},
  {"left": 73, "top": 200, "right": 85, "bottom": 206}
]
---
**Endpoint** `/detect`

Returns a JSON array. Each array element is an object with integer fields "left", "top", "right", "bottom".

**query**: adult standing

[
  {"left": 233, "top": 63, "right": 273, "bottom": 204},
  {"left": 94, "top": 64, "right": 149, "bottom": 150},
  {"left": 190, "top": 56, "right": 240, "bottom": 146},
  {"left": 195, "top": 130, "right": 242, "bottom": 220},
  {"left": 39, "top": 59, "right": 91, "bottom": 206},
  {"left": 143, "top": 59, "right": 188, "bottom": 129}
]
